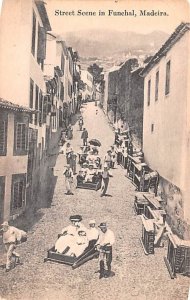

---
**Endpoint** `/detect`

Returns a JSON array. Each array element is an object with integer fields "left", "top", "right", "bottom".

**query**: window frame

[
  {"left": 147, "top": 78, "right": 151, "bottom": 106},
  {"left": 0, "top": 114, "right": 8, "bottom": 156},
  {"left": 155, "top": 70, "right": 159, "bottom": 101},
  {"left": 165, "top": 60, "right": 171, "bottom": 96},
  {"left": 11, "top": 174, "right": 26, "bottom": 214},
  {"left": 31, "top": 10, "right": 36, "bottom": 56}
]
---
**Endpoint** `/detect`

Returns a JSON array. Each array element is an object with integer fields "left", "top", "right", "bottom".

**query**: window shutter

[
  {"left": 60, "top": 82, "right": 64, "bottom": 100},
  {"left": 16, "top": 124, "right": 26, "bottom": 151},
  {"left": 37, "top": 26, "right": 46, "bottom": 60},
  {"left": 0, "top": 121, "right": 6, "bottom": 155}
]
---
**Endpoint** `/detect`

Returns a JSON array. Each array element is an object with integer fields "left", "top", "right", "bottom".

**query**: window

[
  {"left": 0, "top": 120, "right": 7, "bottom": 156},
  {"left": 155, "top": 71, "right": 159, "bottom": 101},
  {"left": 30, "top": 79, "right": 34, "bottom": 109},
  {"left": 11, "top": 174, "right": 26, "bottom": 212},
  {"left": 35, "top": 85, "right": 39, "bottom": 125},
  {"left": 165, "top": 60, "right": 171, "bottom": 95},
  {"left": 151, "top": 123, "right": 154, "bottom": 133},
  {"left": 61, "top": 54, "right": 65, "bottom": 72},
  {"left": 39, "top": 90, "right": 43, "bottom": 126},
  {"left": 37, "top": 25, "right": 46, "bottom": 69},
  {"left": 147, "top": 79, "right": 151, "bottom": 106},
  {"left": 16, "top": 123, "right": 26, "bottom": 151},
  {"left": 31, "top": 11, "right": 36, "bottom": 56}
]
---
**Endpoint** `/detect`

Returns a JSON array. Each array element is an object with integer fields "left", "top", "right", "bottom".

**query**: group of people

[{"left": 54, "top": 215, "right": 115, "bottom": 279}]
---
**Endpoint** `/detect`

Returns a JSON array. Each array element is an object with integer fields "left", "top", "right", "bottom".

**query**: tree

[{"left": 87, "top": 63, "right": 103, "bottom": 84}]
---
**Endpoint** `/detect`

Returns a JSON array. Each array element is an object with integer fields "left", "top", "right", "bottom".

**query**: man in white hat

[
  {"left": 96, "top": 222, "right": 115, "bottom": 279},
  {"left": 1, "top": 221, "right": 26, "bottom": 272},
  {"left": 63, "top": 164, "right": 74, "bottom": 195},
  {"left": 100, "top": 165, "right": 112, "bottom": 197},
  {"left": 87, "top": 220, "right": 99, "bottom": 243}
]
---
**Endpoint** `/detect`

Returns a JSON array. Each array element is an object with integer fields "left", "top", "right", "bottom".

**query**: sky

[
  {"left": 45, "top": 0, "right": 190, "bottom": 35},
  {"left": 0, "top": 0, "right": 189, "bottom": 34}
]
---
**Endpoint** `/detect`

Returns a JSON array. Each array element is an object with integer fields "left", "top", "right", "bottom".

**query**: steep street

[{"left": 0, "top": 103, "right": 189, "bottom": 300}]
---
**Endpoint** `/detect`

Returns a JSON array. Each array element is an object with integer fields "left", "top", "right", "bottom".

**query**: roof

[
  {"left": 0, "top": 98, "right": 36, "bottom": 114},
  {"left": 35, "top": 1, "right": 52, "bottom": 31},
  {"left": 141, "top": 22, "right": 190, "bottom": 76}
]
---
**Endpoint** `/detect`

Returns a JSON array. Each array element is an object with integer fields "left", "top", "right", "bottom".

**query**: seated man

[
  {"left": 66, "top": 230, "right": 89, "bottom": 257},
  {"left": 77, "top": 170, "right": 86, "bottom": 185}
]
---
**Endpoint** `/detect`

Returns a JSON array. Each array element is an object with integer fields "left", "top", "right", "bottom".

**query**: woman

[
  {"left": 110, "top": 146, "right": 117, "bottom": 169},
  {"left": 66, "top": 230, "right": 89, "bottom": 257}
]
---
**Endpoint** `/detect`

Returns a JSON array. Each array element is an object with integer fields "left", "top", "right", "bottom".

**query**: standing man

[
  {"left": 69, "top": 150, "right": 77, "bottom": 175},
  {"left": 1, "top": 221, "right": 26, "bottom": 272},
  {"left": 100, "top": 165, "right": 112, "bottom": 197},
  {"left": 96, "top": 222, "right": 115, "bottom": 279},
  {"left": 104, "top": 150, "right": 112, "bottom": 169},
  {"left": 81, "top": 128, "right": 88, "bottom": 146},
  {"left": 63, "top": 165, "right": 74, "bottom": 195},
  {"left": 78, "top": 117, "right": 83, "bottom": 131}
]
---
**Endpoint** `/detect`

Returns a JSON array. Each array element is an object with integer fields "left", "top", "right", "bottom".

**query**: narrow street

[{"left": 0, "top": 103, "right": 189, "bottom": 300}]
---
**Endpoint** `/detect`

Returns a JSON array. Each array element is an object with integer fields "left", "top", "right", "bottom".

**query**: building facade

[
  {"left": 80, "top": 70, "right": 94, "bottom": 101},
  {"left": 0, "top": 0, "right": 52, "bottom": 219},
  {"left": 141, "top": 23, "right": 190, "bottom": 239},
  {"left": 0, "top": 100, "right": 35, "bottom": 222}
]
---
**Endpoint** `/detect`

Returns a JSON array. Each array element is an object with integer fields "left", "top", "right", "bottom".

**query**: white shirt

[
  {"left": 97, "top": 229, "right": 115, "bottom": 246},
  {"left": 87, "top": 228, "right": 99, "bottom": 241},
  {"left": 3, "top": 226, "right": 24, "bottom": 244},
  {"left": 61, "top": 223, "right": 87, "bottom": 236}
]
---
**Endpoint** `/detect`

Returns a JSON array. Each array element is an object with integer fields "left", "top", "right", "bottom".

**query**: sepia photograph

[{"left": 0, "top": 0, "right": 190, "bottom": 299}]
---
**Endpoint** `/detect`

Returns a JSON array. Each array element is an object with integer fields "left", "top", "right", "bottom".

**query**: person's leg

[
  {"left": 5, "top": 244, "right": 15, "bottom": 271},
  {"left": 99, "top": 252, "right": 105, "bottom": 279},
  {"left": 103, "top": 178, "right": 109, "bottom": 195},
  {"left": 105, "top": 249, "right": 112, "bottom": 277},
  {"left": 65, "top": 178, "right": 70, "bottom": 194}
]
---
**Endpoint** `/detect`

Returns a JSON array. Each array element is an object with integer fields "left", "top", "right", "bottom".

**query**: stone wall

[{"left": 158, "top": 176, "right": 190, "bottom": 240}]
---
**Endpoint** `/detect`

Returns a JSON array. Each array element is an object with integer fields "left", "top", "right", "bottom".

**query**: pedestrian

[
  {"left": 110, "top": 146, "right": 116, "bottom": 169},
  {"left": 63, "top": 165, "right": 74, "bottom": 195},
  {"left": 67, "top": 124, "right": 73, "bottom": 140},
  {"left": 1, "top": 221, "right": 27, "bottom": 272},
  {"left": 78, "top": 117, "right": 83, "bottom": 131},
  {"left": 69, "top": 150, "right": 77, "bottom": 175},
  {"left": 87, "top": 220, "right": 99, "bottom": 244},
  {"left": 65, "top": 142, "right": 73, "bottom": 164},
  {"left": 81, "top": 128, "right": 88, "bottom": 146},
  {"left": 96, "top": 222, "right": 115, "bottom": 279},
  {"left": 104, "top": 150, "right": 112, "bottom": 169},
  {"left": 100, "top": 165, "right": 112, "bottom": 197}
]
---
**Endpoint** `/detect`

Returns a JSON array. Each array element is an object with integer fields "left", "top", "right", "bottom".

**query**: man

[
  {"left": 100, "top": 165, "right": 112, "bottom": 197},
  {"left": 87, "top": 220, "right": 99, "bottom": 244},
  {"left": 1, "top": 221, "right": 26, "bottom": 272},
  {"left": 63, "top": 165, "right": 74, "bottom": 195},
  {"left": 104, "top": 150, "right": 112, "bottom": 169},
  {"left": 81, "top": 128, "right": 88, "bottom": 146},
  {"left": 96, "top": 223, "right": 115, "bottom": 279},
  {"left": 78, "top": 117, "right": 83, "bottom": 131},
  {"left": 69, "top": 150, "right": 77, "bottom": 175}
]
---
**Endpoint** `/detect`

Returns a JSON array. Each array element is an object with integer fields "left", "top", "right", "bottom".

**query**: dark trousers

[
  {"left": 101, "top": 178, "right": 109, "bottom": 195},
  {"left": 99, "top": 247, "right": 112, "bottom": 275},
  {"left": 83, "top": 138, "right": 87, "bottom": 146}
]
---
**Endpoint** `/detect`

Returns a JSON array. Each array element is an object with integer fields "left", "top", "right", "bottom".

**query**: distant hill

[{"left": 62, "top": 29, "right": 169, "bottom": 58}]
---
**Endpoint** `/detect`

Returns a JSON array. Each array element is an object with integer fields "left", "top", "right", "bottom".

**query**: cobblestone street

[{"left": 0, "top": 103, "right": 189, "bottom": 300}]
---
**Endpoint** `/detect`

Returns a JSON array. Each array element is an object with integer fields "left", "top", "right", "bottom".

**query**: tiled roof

[
  {"left": 0, "top": 98, "right": 36, "bottom": 113},
  {"left": 140, "top": 22, "right": 190, "bottom": 76}
]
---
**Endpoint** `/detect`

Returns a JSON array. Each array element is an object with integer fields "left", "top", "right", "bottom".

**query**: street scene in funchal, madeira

[{"left": 0, "top": 0, "right": 190, "bottom": 299}]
